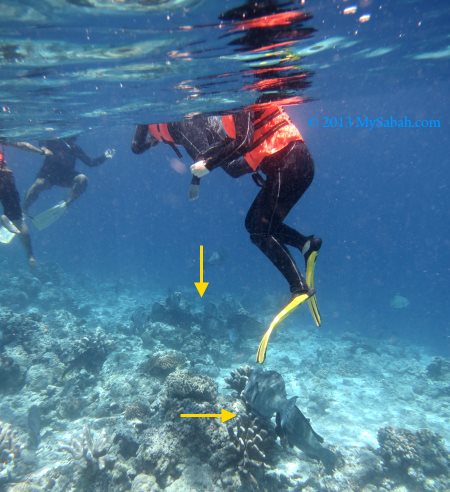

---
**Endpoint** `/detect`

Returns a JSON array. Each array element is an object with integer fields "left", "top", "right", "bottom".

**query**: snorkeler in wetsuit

[
  {"left": 189, "top": 105, "right": 322, "bottom": 363},
  {"left": 23, "top": 136, "right": 113, "bottom": 215},
  {"left": 0, "top": 141, "right": 51, "bottom": 267},
  {"left": 131, "top": 113, "right": 253, "bottom": 200},
  {"left": 131, "top": 108, "right": 320, "bottom": 362}
]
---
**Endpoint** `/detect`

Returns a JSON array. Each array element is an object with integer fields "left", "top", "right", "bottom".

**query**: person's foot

[
  {"left": 302, "top": 236, "right": 322, "bottom": 262},
  {"left": 28, "top": 256, "right": 37, "bottom": 269},
  {"left": 290, "top": 286, "right": 315, "bottom": 300}
]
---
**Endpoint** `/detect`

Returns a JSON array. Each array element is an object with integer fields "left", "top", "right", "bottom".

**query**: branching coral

[
  {"left": 0, "top": 420, "right": 22, "bottom": 483},
  {"left": 223, "top": 367, "right": 280, "bottom": 488},
  {"left": 226, "top": 412, "right": 277, "bottom": 489},
  {"left": 224, "top": 365, "right": 252, "bottom": 396},
  {"left": 225, "top": 366, "right": 339, "bottom": 476},
  {"left": 60, "top": 425, "right": 113, "bottom": 471}
]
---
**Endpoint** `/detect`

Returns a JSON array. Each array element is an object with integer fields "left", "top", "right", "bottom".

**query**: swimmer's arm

[
  {"left": 203, "top": 112, "right": 253, "bottom": 171},
  {"left": 0, "top": 140, "right": 52, "bottom": 155},
  {"left": 73, "top": 145, "right": 107, "bottom": 167}
]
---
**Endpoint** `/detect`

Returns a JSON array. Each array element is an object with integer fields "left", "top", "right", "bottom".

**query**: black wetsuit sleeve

[
  {"left": 73, "top": 145, "right": 107, "bottom": 167},
  {"left": 131, "top": 124, "right": 159, "bottom": 154},
  {"left": 221, "top": 156, "right": 253, "bottom": 178},
  {"left": 203, "top": 112, "right": 253, "bottom": 171}
]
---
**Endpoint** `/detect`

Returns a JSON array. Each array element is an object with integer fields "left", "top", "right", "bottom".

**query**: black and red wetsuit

[
  {"left": 205, "top": 105, "right": 315, "bottom": 295},
  {"left": 131, "top": 106, "right": 314, "bottom": 295},
  {"left": 131, "top": 113, "right": 253, "bottom": 162}
]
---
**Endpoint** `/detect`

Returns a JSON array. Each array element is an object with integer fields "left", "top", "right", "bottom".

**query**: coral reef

[
  {"left": 124, "top": 401, "right": 152, "bottom": 422},
  {"left": 0, "top": 309, "right": 41, "bottom": 348},
  {"left": 1, "top": 263, "right": 449, "bottom": 492},
  {"left": 224, "top": 412, "right": 277, "bottom": 489},
  {"left": 134, "top": 291, "right": 260, "bottom": 375},
  {"left": 130, "top": 473, "right": 160, "bottom": 491},
  {"left": 130, "top": 307, "right": 152, "bottom": 336},
  {"left": 134, "top": 363, "right": 282, "bottom": 491},
  {"left": 0, "top": 354, "right": 26, "bottom": 394},
  {"left": 136, "top": 425, "right": 182, "bottom": 485},
  {"left": 227, "top": 366, "right": 338, "bottom": 475},
  {"left": 60, "top": 425, "right": 113, "bottom": 471},
  {"left": 426, "top": 356, "right": 450, "bottom": 380},
  {"left": 377, "top": 426, "right": 450, "bottom": 489},
  {"left": 164, "top": 370, "right": 217, "bottom": 403},
  {"left": 113, "top": 425, "right": 140, "bottom": 460},
  {"left": 203, "top": 298, "right": 262, "bottom": 346},
  {"left": 151, "top": 291, "right": 197, "bottom": 328},
  {"left": 59, "top": 327, "right": 115, "bottom": 374},
  {"left": 0, "top": 420, "right": 22, "bottom": 484},
  {"left": 225, "top": 365, "right": 252, "bottom": 396},
  {"left": 142, "top": 350, "right": 187, "bottom": 378}
]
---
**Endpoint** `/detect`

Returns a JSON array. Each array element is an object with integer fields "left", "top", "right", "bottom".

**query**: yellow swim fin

[
  {"left": 305, "top": 249, "right": 321, "bottom": 327},
  {"left": 31, "top": 201, "right": 67, "bottom": 231},
  {"left": 256, "top": 292, "right": 312, "bottom": 364},
  {"left": 308, "top": 295, "right": 321, "bottom": 327},
  {"left": 303, "top": 237, "right": 322, "bottom": 327}
]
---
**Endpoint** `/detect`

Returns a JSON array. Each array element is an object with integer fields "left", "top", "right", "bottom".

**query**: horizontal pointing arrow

[{"left": 180, "top": 408, "right": 236, "bottom": 423}]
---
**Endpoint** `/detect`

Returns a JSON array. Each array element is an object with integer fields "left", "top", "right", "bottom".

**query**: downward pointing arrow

[{"left": 194, "top": 244, "right": 209, "bottom": 297}]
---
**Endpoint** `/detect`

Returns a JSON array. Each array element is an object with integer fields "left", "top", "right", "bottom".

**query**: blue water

[
  {"left": 2, "top": 0, "right": 450, "bottom": 359},
  {"left": 1, "top": 3, "right": 450, "bottom": 491}
]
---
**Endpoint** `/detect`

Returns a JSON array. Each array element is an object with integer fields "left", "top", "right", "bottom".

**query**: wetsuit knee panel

[
  {"left": 248, "top": 231, "right": 272, "bottom": 247},
  {"left": 74, "top": 174, "right": 88, "bottom": 188},
  {"left": 245, "top": 214, "right": 268, "bottom": 236}
]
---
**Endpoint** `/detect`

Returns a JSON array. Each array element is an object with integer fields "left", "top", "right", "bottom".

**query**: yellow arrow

[
  {"left": 180, "top": 408, "right": 236, "bottom": 423},
  {"left": 194, "top": 244, "right": 209, "bottom": 297}
]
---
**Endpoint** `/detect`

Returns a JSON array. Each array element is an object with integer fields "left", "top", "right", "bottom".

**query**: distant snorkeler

[
  {"left": 23, "top": 136, "right": 115, "bottom": 230},
  {"left": 0, "top": 139, "right": 52, "bottom": 267}
]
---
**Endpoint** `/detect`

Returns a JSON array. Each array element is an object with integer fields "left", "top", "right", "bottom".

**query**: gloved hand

[
  {"left": 104, "top": 148, "right": 116, "bottom": 159},
  {"left": 190, "top": 160, "right": 209, "bottom": 178},
  {"left": 40, "top": 146, "right": 53, "bottom": 156}
]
